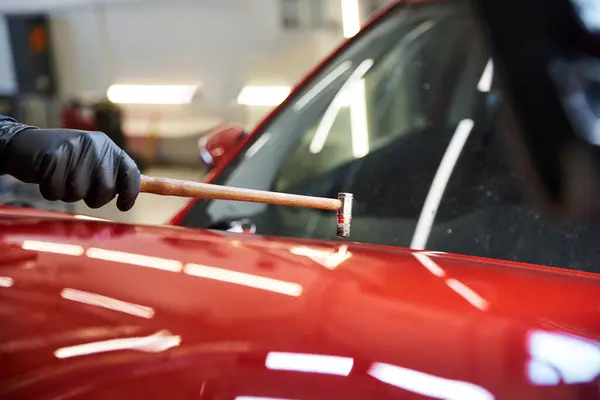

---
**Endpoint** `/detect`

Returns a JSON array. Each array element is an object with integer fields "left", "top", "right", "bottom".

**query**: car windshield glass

[{"left": 180, "top": 1, "right": 600, "bottom": 274}]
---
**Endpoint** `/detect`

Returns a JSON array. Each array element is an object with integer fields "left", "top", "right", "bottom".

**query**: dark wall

[{"left": 6, "top": 14, "right": 57, "bottom": 96}]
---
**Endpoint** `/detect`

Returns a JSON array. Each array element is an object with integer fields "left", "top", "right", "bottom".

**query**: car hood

[{"left": 0, "top": 208, "right": 599, "bottom": 399}]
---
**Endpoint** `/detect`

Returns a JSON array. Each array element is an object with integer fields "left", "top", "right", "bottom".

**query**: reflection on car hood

[{"left": 0, "top": 208, "right": 599, "bottom": 399}]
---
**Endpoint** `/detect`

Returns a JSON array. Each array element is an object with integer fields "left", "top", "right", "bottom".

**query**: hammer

[{"left": 140, "top": 175, "right": 353, "bottom": 238}]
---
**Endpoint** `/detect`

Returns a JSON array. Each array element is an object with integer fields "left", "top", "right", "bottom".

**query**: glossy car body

[
  {"left": 3, "top": 1, "right": 600, "bottom": 399},
  {"left": 1, "top": 206, "right": 600, "bottom": 399},
  {"left": 172, "top": 0, "right": 600, "bottom": 274}
]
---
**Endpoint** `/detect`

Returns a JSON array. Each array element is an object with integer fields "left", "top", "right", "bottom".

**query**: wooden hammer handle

[{"left": 140, "top": 175, "right": 342, "bottom": 211}]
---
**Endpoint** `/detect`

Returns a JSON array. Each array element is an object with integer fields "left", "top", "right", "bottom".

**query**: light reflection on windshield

[
  {"left": 477, "top": 59, "right": 494, "bottom": 92},
  {"left": 571, "top": 0, "right": 600, "bottom": 32},
  {"left": 410, "top": 119, "right": 475, "bottom": 250},
  {"left": 294, "top": 61, "right": 353, "bottom": 110},
  {"left": 308, "top": 59, "right": 374, "bottom": 155}
]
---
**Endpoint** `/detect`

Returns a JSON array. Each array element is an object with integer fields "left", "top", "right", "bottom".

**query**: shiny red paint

[
  {"left": 168, "top": 1, "right": 403, "bottom": 226},
  {"left": 1, "top": 208, "right": 599, "bottom": 399}
]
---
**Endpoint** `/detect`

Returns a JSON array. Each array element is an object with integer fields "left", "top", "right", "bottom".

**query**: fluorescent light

[
  {"left": 86, "top": 248, "right": 183, "bottom": 272},
  {"left": 368, "top": 362, "right": 494, "bottom": 400},
  {"left": 237, "top": 86, "right": 291, "bottom": 106},
  {"left": 22, "top": 240, "right": 84, "bottom": 256},
  {"left": 266, "top": 352, "right": 354, "bottom": 376},
  {"left": 61, "top": 288, "right": 155, "bottom": 319},
  {"left": 341, "top": 0, "right": 361, "bottom": 38},
  {"left": 184, "top": 263, "right": 303, "bottom": 297},
  {"left": 54, "top": 330, "right": 181, "bottom": 359},
  {"left": 106, "top": 84, "right": 198, "bottom": 105},
  {"left": 0, "top": 277, "right": 13, "bottom": 288}
]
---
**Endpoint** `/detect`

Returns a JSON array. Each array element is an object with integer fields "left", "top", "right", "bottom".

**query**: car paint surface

[{"left": 1, "top": 207, "right": 599, "bottom": 399}]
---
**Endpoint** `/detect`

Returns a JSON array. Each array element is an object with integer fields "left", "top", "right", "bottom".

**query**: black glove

[{"left": 0, "top": 127, "right": 140, "bottom": 211}]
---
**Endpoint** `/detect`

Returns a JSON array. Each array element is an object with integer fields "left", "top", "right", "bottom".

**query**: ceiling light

[
  {"left": 107, "top": 84, "right": 199, "bottom": 105},
  {"left": 341, "top": 0, "right": 361, "bottom": 38},
  {"left": 237, "top": 86, "right": 291, "bottom": 106}
]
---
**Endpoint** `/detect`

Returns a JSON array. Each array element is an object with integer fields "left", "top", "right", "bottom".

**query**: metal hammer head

[{"left": 336, "top": 192, "right": 353, "bottom": 238}]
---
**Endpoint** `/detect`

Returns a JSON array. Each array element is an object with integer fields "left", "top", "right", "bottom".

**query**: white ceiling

[{"left": 0, "top": 0, "right": 140, "bottom": 13}]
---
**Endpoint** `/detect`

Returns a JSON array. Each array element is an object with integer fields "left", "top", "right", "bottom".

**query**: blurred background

[{"left": 0, "top": 0, "right": 391, "bottom": 224}]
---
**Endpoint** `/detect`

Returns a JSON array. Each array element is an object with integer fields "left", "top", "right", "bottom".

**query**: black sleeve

[
  {"left": 0, "top": 115, "right": 16, "bottom": 122},
  {"left": 0, "top": 117, "right": 36, "bottom": 155}
]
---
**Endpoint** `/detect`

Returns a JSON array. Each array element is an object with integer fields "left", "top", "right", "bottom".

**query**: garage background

[{"left": 0, "top": 0, "right": 390, "bottom": 222}]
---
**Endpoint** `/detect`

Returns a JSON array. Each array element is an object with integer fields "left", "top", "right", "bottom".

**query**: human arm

[{"left": 0, "top": 116, "right": 140, "bottom": 211}]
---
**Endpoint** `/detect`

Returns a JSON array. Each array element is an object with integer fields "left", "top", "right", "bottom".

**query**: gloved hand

[{"left": 0, "top": 127, "right": 140, "bottom": 211}]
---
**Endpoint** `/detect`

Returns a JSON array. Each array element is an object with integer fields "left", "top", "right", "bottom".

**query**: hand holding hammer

[{"left": 140, "top": 175, "right": 353, "bottom": 238}]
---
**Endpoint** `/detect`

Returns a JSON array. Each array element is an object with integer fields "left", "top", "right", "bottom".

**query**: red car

[{"left": 2, "top": 1, "right": 600, "bottom": 399}]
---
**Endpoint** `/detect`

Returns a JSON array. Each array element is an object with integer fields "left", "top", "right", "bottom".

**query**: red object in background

[
  {"left": 198, "top": 124, "right": 247, "bottom": 171},
  {"left": 28, "top": 25, "right": 47, "bottom": 54},
  {"left": 60, "top": 103, "right": 97, "bottom": 131},
  {"left": 0, "top": 205, "right": 599, "bottom": 399}
]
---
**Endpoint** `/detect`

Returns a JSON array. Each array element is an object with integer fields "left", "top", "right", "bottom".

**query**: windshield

[{"left": 180, "top": 0, "right": 600, "bottom": 274}]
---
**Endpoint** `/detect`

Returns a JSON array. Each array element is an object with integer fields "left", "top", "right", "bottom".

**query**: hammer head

[{"left": 336, "top": 192, "right": 353, "bottom": 238}]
